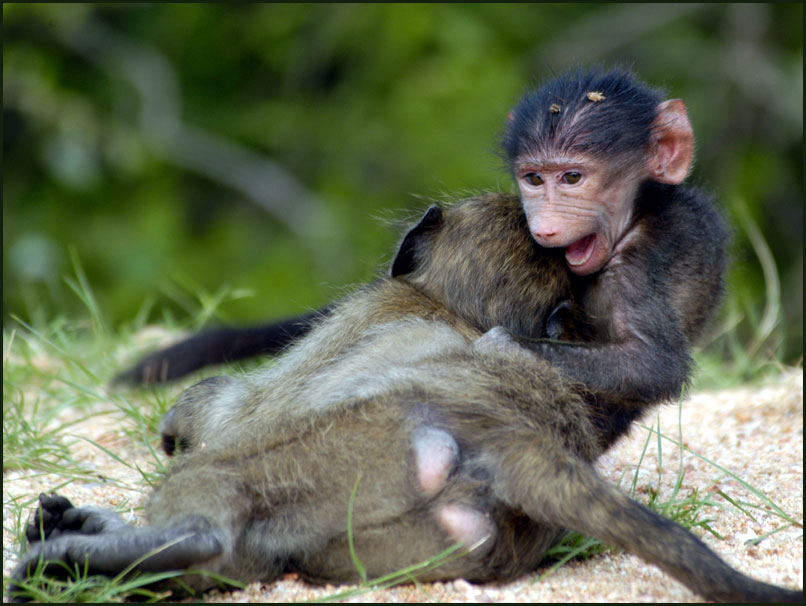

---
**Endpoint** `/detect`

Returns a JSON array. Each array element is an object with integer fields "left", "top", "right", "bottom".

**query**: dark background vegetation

[{"left": 3, "top": 4, "right": 803, "bottom": 367}]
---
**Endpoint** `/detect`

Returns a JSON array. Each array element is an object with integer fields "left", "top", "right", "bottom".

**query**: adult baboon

[{"left": 13, "top": 195, "right": 800, "bottom": 603}]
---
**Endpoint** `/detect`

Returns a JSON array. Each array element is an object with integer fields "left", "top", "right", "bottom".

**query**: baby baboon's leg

[
  {"left": 491, "top": 434, "right": 803, "bottom": 604},
  {"left": 115, "top": 309, "right": 329, "bottom": 385}
]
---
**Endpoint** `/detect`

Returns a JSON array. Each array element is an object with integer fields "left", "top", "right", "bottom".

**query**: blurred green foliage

[{"left": 3, "top": 4, "right": 803, "bottom": 363}]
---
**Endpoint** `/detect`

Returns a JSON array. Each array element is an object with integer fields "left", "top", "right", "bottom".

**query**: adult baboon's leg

[
  {"left": 11, "top": 494, "right": 226, "bottom": 600},
  {"left": 491, "top": 435, "right": 802, "bottom": 604}
]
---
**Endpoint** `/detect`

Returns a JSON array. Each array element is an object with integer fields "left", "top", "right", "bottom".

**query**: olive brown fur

[{"left": 12, "top": 195, "right": 800, "bottom": 603}]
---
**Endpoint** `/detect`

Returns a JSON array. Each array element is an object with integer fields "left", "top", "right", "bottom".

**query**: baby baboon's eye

[
  {"left": 525, "top": 173, "right": 543, "bottom": 186},
  {"left": 562, "top": 172, "right": 582, "bottom": 184}
]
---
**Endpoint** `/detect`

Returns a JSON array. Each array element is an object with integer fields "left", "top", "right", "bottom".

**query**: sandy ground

[{"left": 3, "top": 367, "right": 802, "bottom": 602}]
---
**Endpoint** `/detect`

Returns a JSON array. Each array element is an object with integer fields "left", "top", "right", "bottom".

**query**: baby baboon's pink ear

[{"left": 648, "top": 99, "right": 693, "bottom": 184}]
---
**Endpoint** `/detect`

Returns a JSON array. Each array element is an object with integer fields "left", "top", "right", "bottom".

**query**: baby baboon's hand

[{"left": 473, "top": 326, "right": 522, "bottom": 354}]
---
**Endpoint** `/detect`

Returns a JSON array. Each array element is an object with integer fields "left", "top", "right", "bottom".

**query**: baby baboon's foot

[
  {"left": 160, "top": 376, "right": 234, "bottom": 455},
  {"left": 24, "top": 493, "right": 127, "bottom": 544}
]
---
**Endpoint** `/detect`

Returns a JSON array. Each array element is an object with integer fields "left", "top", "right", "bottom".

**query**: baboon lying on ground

[{"left": 12, "top": 194, "right": 801, "bottom": 603}]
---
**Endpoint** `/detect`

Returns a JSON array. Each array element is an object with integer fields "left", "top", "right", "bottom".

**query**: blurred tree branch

[{"left": 54, "top": 13, "right": 332, "bottom": 240}]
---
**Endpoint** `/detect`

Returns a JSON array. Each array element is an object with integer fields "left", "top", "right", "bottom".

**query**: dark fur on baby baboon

[
  {"left": 500, "top": 68, "right": 728, "bottom": 409},
  {"left": 115, "top": 311, "right": 328, "bottom": 385},
  {"left": 116, "top": 70, "right": 728, "bottom": 446},
  {"left": 12, "top": 195, "right": 800, "bottom": 603}
]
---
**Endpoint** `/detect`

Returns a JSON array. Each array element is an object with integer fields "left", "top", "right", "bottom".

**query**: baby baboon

[
  {"left": 13, "top": 195, "right": 800, "bottom": 603},
  {"left": 500, "top": 68, "right": 729, "bottom": 411}
]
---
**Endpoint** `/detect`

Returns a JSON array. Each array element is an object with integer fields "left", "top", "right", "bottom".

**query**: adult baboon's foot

[{"left": 24, "top": 493, "right": 128, "bottom": 544}]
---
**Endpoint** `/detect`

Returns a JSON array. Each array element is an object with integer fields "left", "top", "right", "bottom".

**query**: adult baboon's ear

[{"left": 391, "top": 205, "right": 443, "bottom": 277}]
